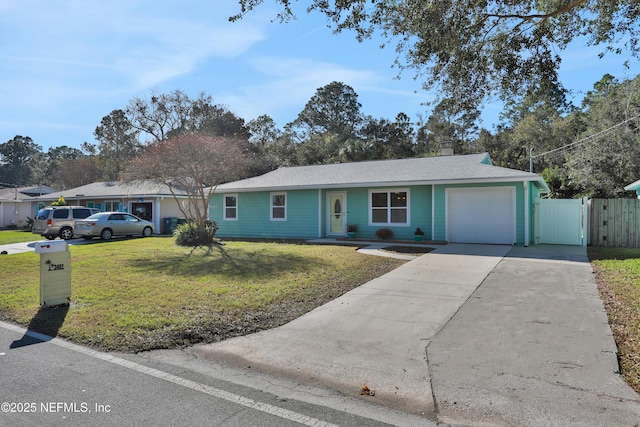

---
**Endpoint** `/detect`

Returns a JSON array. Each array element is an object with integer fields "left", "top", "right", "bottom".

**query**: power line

[{"left": 531, "top": 114, "right": 639, "bottom": 160}]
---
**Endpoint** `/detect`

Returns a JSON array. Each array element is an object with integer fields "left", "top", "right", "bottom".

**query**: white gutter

[
  {"left": 219, "top": 176, "right": 549, "bottom": 193},
  {"left": 431, "top": 185, "right": 435, "bottom": 242},
  {"left": 524, "top": 182, "right": 529, "bottom": 247},
  {"left": 317, "top": 189, "right": 322, "bottom": 237}
]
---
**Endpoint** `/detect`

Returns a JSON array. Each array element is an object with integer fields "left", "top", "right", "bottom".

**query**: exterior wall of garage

[{"left": 433, "top": 182, "right": 526, "bottom": 245}]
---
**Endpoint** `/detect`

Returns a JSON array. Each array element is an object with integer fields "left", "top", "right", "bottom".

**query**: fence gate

[{"left": 534, "top": 198, "right": 587, "bottom": 246}]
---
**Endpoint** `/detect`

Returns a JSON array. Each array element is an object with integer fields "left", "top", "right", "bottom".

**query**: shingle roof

[
  {"left": 215, "top": 153, "right": 549, "bottom": 192},
  {"left": 0, "top": 185, "right": 55, "bottom": 200},
  {"left": 34, "top": 180, "right": 189, "bottom": 201}
]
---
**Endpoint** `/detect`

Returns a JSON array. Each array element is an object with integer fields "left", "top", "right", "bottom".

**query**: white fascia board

[
  {"left": 624, "top": 179, "right": 640, "bottom": 191},
  {"left": 216, "top": 176, "right": 549, "bottom": 193}
]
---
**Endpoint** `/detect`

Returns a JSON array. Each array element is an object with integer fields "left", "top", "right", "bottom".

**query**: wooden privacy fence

[{"left": 589, "top": 198, "right": 640, "bottom": 247}]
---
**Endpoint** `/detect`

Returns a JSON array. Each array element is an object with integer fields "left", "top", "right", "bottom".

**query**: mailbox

[
  {"left": 36, "top": 240, "right": 71, "bottom": 307},
  {"left": 35, "top": 240, "right": 68, "bottom": 254}
]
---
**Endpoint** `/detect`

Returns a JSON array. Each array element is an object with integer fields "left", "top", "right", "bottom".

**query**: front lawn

[
  {"left": 589, "top": 247, "right": 640, "bottom": 394},
  {"left": 0, "top": 229, "right": 38, "bottom": 245},
  {"left": 0, "top": 238, "right": 406, "bottom": 352}
]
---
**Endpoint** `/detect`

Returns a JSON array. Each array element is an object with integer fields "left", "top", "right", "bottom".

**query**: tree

[
  {"left": 124, "top": 134, "right": 256, "bottom": 252},
  {"left": 564, "top": 74, "right": 640, "bottom": 197},
  {"left": 0, "top": 135, "right": 43, "bottom": 185},
  {"left": 126, "top": 90, "right": 249, "bottom": 142},
  {"left": 248, "top": 114, "right": 282, "bottom": 148},
  {"left": 55, "top": 158, "right": 103, "bottom": 189},
  {"left": 233, "top": 1, "right": 640, "bottom": 114},
  {"left": 93, "top": 109, "right": 142, "bottom": 180},
  {"left": 287, "top": 81, "right": 363, "bottom": 141},
  {"left": 284, "top": 82, "right": 365, "bottom": 165},
  {"left": 386, "top": 113, "right": 416, "bottom": 158},
  {"left": 359, "top": 116, "right": 393, "bottom": 159}
]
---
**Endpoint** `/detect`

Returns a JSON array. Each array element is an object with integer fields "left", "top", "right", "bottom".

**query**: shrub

[
  {"left": 50, "top": 196, "right": 67, "bottom": 206},
  {"left": 347, "top": 223, "right": 360, "bottom": 232},
  {"left": 414, "top": 227, "right": 424, "bottom": 236},
  {"left": 174, "top": 220, "right": 220, "bottom": 251},
  {"left": 375, "top": 227, "right": 394, "bottom": 239}
]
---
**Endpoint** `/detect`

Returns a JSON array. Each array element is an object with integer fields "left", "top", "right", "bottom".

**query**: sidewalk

[{"left": 0, "top": 240, "right": 38, "bottom": 254}]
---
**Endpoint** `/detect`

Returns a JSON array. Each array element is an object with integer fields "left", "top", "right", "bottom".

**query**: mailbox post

[{"left": 34, "top": 240, "right": 71, "bottom": 307}]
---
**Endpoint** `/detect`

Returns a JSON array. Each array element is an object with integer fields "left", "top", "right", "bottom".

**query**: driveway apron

[
  {"left": 190, "top": 243, "right": 511, "bottom": 417},
  {"left": 427, "top": 245, "right": 640, "bottom": 426}
]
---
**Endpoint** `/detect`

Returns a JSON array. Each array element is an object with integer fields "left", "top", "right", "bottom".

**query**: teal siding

[
  {"left": 338, "top": 186, "right": 432, "bottom": 240},
  {"left": 211, "top": 186, "right": 433, "bottom": 240},
  {"left": 211, "top": 190, "right": 320, "bottom": 239},
  {"left": 433, "top": 186, "right": 447, "bottom": 242},
  {"left": 515, "top": 183, "right": 524, "bottom": 245},
  {"left": 433, "top": 182, "right": 526, "bottom": 245},
  {"left": 341, "top": 187, "right": 368, "bottom": 235},
  {"left": 212, "top": 182, "right": 532, "bottom": 244}
]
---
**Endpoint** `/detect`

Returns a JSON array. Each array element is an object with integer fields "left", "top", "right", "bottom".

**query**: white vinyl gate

[{"left": 534, "top": 197, "right": 588, "bottom": 246}]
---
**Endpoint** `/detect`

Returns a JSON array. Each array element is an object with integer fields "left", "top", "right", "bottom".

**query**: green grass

[
  {"left": 589, "top": 247, "right": 640, "bottom": 394},
  {"left": 0, "top": 237, "right": 405, "bottom": 352},
  {"left": 0, "top": 229, "right": 38, "bottom": 245}
]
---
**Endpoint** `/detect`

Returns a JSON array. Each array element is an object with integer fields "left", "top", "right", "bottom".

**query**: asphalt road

[{"left": 0, "top": 321, "right": 432, "bottom": 427}]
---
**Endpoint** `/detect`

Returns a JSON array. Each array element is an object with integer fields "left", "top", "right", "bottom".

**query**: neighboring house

[
  {"left": 209, "top": 153, "right": 550, "bottom": 246},
  {"left": 32, "top": 180, "right": 191, "bottom": 234},
  {"left": 624, "top": 179, "right": 640, "bottom": 198},
  {"left": 0, "top": 185, "right": 56, "bottom": 228}
]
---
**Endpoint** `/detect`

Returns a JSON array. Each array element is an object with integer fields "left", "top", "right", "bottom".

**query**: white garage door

[{"left": 446, "top": 187, "right": 515, "bottom": 244}]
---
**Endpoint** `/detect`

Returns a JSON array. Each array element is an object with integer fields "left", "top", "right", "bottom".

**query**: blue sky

[{"left": 1, "top": 1, "right": 638, "bottom": 152}]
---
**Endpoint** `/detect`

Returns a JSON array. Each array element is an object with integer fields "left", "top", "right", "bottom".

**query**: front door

[{"left": 328, "top": 193, "right": 346, "bottom": 235}]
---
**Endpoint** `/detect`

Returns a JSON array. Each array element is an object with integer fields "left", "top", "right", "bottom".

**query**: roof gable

[
  {"left": 625, "top": 179, "right": 640, "bottom": 192},
  {"left": 215, "top": 153, "right": 549, "bottom": 192}
]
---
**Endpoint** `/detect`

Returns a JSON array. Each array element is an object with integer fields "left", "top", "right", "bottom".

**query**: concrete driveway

[{"left": 192, "top": 243, "right": 640, "bottom": 426}]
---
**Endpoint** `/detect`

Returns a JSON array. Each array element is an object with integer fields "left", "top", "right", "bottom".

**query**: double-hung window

[
  {"left": 104, "top": 201, "right": 121, "bottom": 212},
  {"left": 370, "top": 190, "right": 409, "bottom": 225},
  {"left": 224, "top": 195, "right": 238, "bottom": 220},
  {"left": 271, "top": 192, "right": 287, "bottom": 221}
]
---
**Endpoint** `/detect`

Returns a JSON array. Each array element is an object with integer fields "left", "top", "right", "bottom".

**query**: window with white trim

[
  {"left": 104, "top": 201, "right": 121, "bottom": 212},
  {"left": 270, "top": 192, "right": 287, "bottom": 221},
  {"left": 224, "top": 194, "right": 238, "bottom": 220},
  {"left": 370, "top": 190, "right": 409, "bottom": 225}
]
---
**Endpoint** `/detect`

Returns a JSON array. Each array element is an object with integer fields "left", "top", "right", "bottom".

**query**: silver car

[
  {"left": 74, "top": 212, "right": 155, "bottom": 240},
  {"left": 32, "top": 206, "right": 101, "bottom": 240}
]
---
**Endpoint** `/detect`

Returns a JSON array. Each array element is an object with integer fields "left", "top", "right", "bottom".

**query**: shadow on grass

[
  {"left": 10, "top": 304, "right": 69, "bottom": 349},
  {"left": 588, "top": 247, "right": 640, "bottom": 261},
  {"left": 125, "top": 246, "right": 326, "bottom": 279}
]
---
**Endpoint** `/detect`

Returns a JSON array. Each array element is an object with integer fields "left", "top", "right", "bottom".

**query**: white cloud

[
  {"left": 215, "top": 56, "right": 384, "bottom": 124},
  {"left": 0, "top": 1, "right": 266, "bottom": 107}
]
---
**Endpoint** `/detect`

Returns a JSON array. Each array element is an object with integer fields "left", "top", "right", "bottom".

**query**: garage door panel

[{"left": 447, "top": 188, "right": 515, "bottom": 244}]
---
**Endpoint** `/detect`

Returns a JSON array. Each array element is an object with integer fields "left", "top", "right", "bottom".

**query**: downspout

[
  {"left": 318, "top": 189, "right": 322, "bottom": 238},
  {"left": 431, "top": 185, "right": 435, "bottom": 241},
  {"left": 524, "top": 182, "right": 529, "bottom": 247},
  {"left": 155, "top": 198, "right": 162, "bottom": 235}
]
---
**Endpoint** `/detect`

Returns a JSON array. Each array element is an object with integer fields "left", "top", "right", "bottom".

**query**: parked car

[
  {"left": 32, "top": 206, "right": 101, "bottom": 240},
  {"left": 74, "top": 212, "right": 155, "bottom": 240}
]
